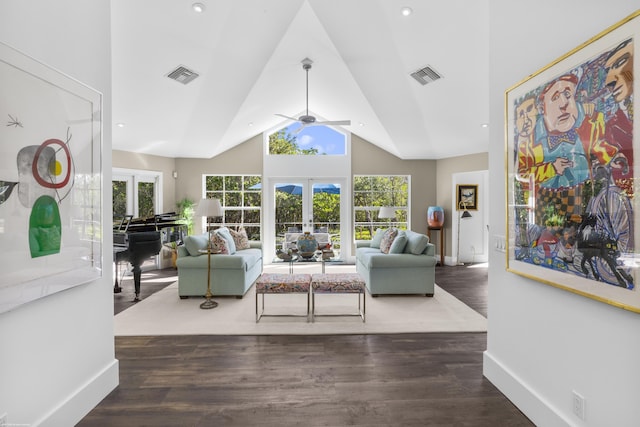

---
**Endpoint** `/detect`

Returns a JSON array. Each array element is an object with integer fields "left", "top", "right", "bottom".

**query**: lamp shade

[
  {"left": 195, "top": 198, "right": 222, "bottom": 218},
  {"left": 378, "top": 206, "right": 395, "bottom": 219}
]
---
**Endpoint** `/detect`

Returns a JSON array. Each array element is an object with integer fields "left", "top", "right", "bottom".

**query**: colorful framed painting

[
  {"left": 0, "top": 42, "right": 103, "bottom": 313},
  {"left": 457, "top": 184, "right": 478, "bottom": 211},
  {"left": 505, "top": 10, "right": 640, "bottom": 313}
]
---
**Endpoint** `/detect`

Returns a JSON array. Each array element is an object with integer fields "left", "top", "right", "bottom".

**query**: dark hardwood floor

[
  {"left": 436, "top": 263, "right": 489, "bottom": 318},
  {"left": 84, "top": 263, "right": 532, "bottom": 426}
]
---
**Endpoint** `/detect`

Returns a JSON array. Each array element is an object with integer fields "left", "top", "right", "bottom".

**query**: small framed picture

[{"left": 456, "top": 184, "right": 478, "bottom": 211}]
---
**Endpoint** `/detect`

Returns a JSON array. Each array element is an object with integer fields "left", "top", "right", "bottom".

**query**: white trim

[
  {"left": 35, "top": 360, "right": 119, "bottom": 427},
  {"left": 483, "top": 351, "right": 571, "bottom": 427}
]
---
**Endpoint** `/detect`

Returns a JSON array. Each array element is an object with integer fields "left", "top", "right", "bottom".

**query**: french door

[
  {"left": 271, "top": 178, "right": 344, "bottom": 261},
  {"left": 112, "top": 168, "right": 162, "bottom": 221}
]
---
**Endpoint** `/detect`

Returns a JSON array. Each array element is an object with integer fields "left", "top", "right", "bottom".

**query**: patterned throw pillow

[
  {"left": 209, "top": 232, "right": 229, "bottom": 254},
  {"left": 230, "top": 227, "right": 251, "bottom": 250},
  {"left": 379, "top": 227, "right": 398, "bottom": 254},
  {"left": 216, "top": 227, "right": 236, "bottom": 254}
]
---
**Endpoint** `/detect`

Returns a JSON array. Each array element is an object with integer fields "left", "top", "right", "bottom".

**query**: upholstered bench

[
  {"left": 310, "top": 273, "right": 366, "bottom": 322},
  {"left": 255, "top": 273, "right": 312, "bottom": 322}
]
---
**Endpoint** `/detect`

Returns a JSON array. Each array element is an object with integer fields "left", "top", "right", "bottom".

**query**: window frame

[
  {"left": 353, "top": 175, "right": 410, "bottom": 240},
  {"left": 202, "top": 174, "right": 262, "bottom": 240},
  {"left": 112, "top": 167, "right": 163, "bottom": 220}
]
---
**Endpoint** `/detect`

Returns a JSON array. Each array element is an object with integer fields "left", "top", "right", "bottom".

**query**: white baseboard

[
  {"left": 34, "top": 359, "right": 119, "bottom": 427},
  {"left": 483, "top": 351, "right": 573, "bottom": 427}
]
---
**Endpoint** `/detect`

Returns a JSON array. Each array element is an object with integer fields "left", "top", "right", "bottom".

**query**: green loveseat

[
  {"left": 355, "top": 229, "right": 436, "bottom": 296},
  {"left": 176, "top": 232, "right": 262, "bottom": 299}
]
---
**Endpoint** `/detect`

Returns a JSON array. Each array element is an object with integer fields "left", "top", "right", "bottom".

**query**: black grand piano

[{"left": 114, "top": 213, "right": 186, "bottom": 301}]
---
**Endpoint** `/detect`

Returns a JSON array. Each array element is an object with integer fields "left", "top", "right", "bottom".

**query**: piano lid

[{"left": 114, "top": 212, "right": 182, "bottom": 232}]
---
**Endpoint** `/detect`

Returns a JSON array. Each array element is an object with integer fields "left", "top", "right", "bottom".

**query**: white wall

[
  {"left": 486, "top": 2, "right": 640, "bottom": 426},
  {"left": 0, "top": 1, "right": 117, "bottom": 426}
]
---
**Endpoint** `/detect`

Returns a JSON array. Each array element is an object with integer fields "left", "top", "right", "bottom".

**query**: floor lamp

[
  {"left": 195, "top": 198, "right": 223, "bottom": 309},
  {"left": 378, "top": 206, "right": 396, "bottom": 227},
  {"left": 456, "top": 201, "right": 472, "bottom": 266}
]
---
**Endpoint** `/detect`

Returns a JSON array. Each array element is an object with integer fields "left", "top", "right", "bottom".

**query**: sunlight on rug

[{"left": 114, "top": 264, "right": 487, "bottom": 336}]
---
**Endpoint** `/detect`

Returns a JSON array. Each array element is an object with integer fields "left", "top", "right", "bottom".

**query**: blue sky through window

[{"left": 284, "top": 123, "right": 346, "bottom": 155}]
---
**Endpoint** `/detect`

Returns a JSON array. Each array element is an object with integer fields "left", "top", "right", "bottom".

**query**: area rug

[{"left": 114, "top": 264, "right": 487, "bottom": 336}]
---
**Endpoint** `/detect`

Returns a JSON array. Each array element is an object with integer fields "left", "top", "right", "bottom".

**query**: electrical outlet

[{"left": 572, "top": 390, "right": 585, "bottom": 420}]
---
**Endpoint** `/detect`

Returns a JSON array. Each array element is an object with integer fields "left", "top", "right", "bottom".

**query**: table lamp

[{"left": 194, "top": 197, "right": 223, "bottom": 309}]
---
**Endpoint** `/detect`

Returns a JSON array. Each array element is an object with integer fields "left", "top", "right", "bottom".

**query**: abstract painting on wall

[
  {"left": 0, "top": 42, "right": 102, "bottom": 313},
  {"left": 505, "top": 11, "right": 640, "bottom": 313}
]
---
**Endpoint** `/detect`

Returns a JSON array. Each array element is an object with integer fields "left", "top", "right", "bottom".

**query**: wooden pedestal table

[{"left": 427, "top": 226, "right": 445, "bottom": 266}]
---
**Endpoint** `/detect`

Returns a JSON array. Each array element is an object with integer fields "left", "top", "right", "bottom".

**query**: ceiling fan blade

[
  {"left": 292, "top": 123, "right": 310, "bottom": 134},
  {"left": 310, "top": 120, "right": 351, "bottom": 126},
  {"left": 274, "top": 59, "right": 352, "bottom": 129},
  {"left": 275, "top": 113, "right": 300, "bottom": 122}
]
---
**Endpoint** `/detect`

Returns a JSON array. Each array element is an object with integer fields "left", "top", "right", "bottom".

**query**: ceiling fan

[{"left": 276, "top": 57, "right": 351, "bottom": 134}]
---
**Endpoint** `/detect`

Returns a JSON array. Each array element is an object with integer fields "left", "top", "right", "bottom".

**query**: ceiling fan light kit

[{"left": 276, "top": 58, "right": 351, "bottom": 134}]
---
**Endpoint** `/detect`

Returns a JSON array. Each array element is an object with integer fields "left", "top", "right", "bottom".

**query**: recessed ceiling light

[
  {"left": 359, "top": 122, "right": 365, "bottom": 127},
  {"left": 481, "top": 123, "right": 489, "bottom": 128},
  {"left": 401, "top": 7, "right": 413, "bottom": 16},
  {"left": 192, "top": 3, "right": 205, "bottom": 13},
  {"left": 248, "top": 122, "right": 254, "bottom": 127},
  {"left": 116, "top": 123, "right": 125, "bottom": 128}
]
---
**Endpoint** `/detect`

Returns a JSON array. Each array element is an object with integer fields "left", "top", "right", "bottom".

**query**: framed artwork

[
  {"left": 505, "top": 11, "right": 640, "bottom": 313},
  {"left": 457, "top": 184, "right": 478, "bottom": 210},
  {"left": 0, "top": 42, "right": 103, "bottom": 314}
]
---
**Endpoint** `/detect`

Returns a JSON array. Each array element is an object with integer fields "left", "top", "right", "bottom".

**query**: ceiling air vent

[
  {"left": 410, "top": 65, "right": 442, "bottom": 86},
  {"left": 166, "top": 65, "right": 199, "bottom": 85}
]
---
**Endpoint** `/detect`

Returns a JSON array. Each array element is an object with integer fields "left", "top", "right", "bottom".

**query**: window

[
  {"left": 353, "top": 175, "right": 409, "bottom": 240},
  {"left": 268, "top": 124, "right": 346, "bottom": 155},
  {"left": 204, "top": 175, "right": 262, "bottom": 240},
  {"left": 112, "top": 168, "right": 162, "bottom": 221}
]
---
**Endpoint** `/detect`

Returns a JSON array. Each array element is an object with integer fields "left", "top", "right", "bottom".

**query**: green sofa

[
  {"left": 176, "top": 232, "right": 262, "bottom": 298},
  {"left": 355, "top": 229, "right": 436, "bottom": 296}
]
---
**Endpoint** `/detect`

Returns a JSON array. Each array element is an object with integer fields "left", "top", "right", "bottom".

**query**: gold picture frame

[
  {"left": 457, "top": 184, "right": 478, "bottom": 211},
  {"left": 505, "top": 10, "right": 640, "bottom": 313}
]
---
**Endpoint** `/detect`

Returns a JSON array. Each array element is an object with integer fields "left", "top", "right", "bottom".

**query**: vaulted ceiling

[{"left": 111, "top": 0, "right": 489, "bottom": 160}]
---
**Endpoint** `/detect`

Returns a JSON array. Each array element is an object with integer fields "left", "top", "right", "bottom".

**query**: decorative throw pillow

[
  {"left": 215, "top": 227, "right": 236, "bottom": 254},
  {"left": 184, "top": 234, "right": 209, "bottom": 256},
  {"left": 389, "top": 230, "right": 408, "bottom": 253},
  {"left": 230, "top": 227, "right": 251, "bottom": 250},
  {"left": 210, "top": 232, "right": 230, "bottom": 254},
  {"left": 379, "top": 227, "right": 398, "bottom": 254},
  {"left": 405, "top": 230, "right": 430, "bottom": 255},
  {"left": 370, "top": 228, "right": 385, "bottom": 249}
]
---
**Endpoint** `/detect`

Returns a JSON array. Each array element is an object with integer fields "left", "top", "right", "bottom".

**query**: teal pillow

[
  {"left": 370, "top": 228, "right": 385, "bottom": 249},
  {"left": 184, "top": 234, "right": 208, "bottom": 256},
  {"left": 216, "top": 227, "right": 236, "bottom": 254},
  {"left": 405, "top": 230, "right": 430, "bottom": 255},
  {"left": 389, "top": 230, "right": 408, "bottom": 253}
]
